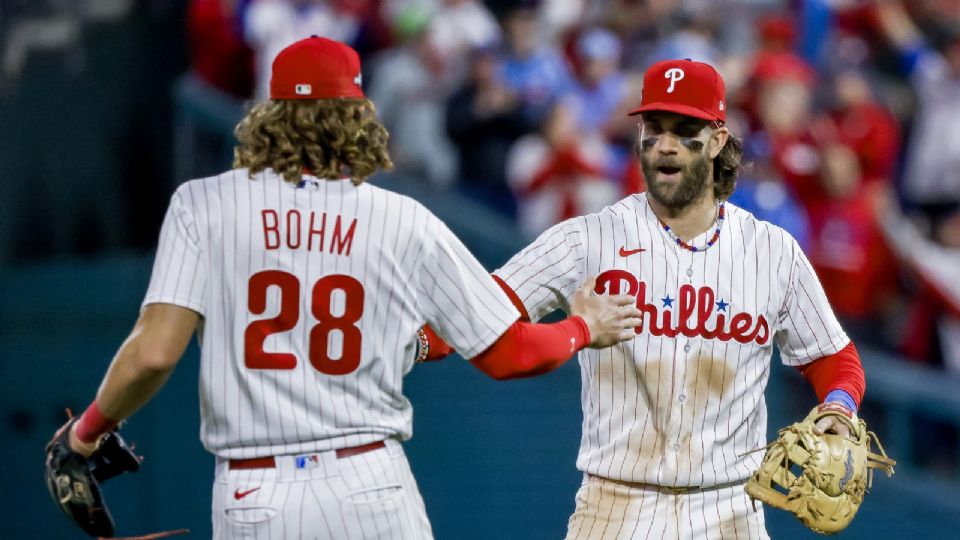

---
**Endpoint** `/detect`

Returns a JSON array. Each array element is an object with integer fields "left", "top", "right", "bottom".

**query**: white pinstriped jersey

[
  {"left": 496, "top": 193, "right": 848, "bottom": 488},
  {"left": 143, "top": 169, "right": 518, "bottom": 459}
]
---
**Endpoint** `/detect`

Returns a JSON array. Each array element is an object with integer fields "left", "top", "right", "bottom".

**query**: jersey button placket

[
  {"left": 666, "top": 250, "right": 693, "bottom": 467},
  {"left": 681, "top": 247, "right": 695, "bottom": 283},
  {"left": 665, "top": 249, "right": 687, "bottom": 469}
]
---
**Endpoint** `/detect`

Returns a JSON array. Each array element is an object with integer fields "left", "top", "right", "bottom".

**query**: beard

[{"left": 641, "top": 151, "right": 711, "bottom": 210}]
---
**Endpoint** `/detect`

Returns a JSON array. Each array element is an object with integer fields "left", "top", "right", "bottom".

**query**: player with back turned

[
  {"left": 420, "top": 59, "right": 889, "bottom": 538},
  {"left": 43, "top": 36, "right": 644, "bottom": 539}
]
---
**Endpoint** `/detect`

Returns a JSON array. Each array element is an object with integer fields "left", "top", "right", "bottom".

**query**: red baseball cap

[
  {"left": 628, "top": 59, "right": 726, "bottom": 122},
  {"left": 270, "top": 36, "right": 364, "bottom": 100}
]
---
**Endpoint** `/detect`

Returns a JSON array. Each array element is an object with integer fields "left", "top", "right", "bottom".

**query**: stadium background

[{"left": 2, "top": 1, "right": 960, "bottom": 538}]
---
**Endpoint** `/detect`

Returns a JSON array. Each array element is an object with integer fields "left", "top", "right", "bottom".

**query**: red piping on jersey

[
  {"left": 795, "top": 341, "right": 865, "bottom": 407},
  {"left": 470, "top": 316, "right": 590, "bottom": 380}
]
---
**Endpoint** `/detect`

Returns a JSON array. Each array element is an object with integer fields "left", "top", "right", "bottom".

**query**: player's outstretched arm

[
  {"left": 468, "top": 277, "right": 642, "bottom": 380},
  {"left": 66, "top": 303, "right": 200, "bottom": 455},
  {"left": 416, "top": 274, "right": 530, "bottom": 363}
]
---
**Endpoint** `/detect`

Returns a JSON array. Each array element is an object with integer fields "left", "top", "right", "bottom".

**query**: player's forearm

[
  {"left": 94, "top": 340, "right": 178, "bottom": 422},
  {"left": 75, "top": 304, "right": 198, "bottom": 443},
  {"left": 796, "top": 341, "right": 865, "bottom": 408},
  {"left": 73, "top": 338, "right": 177, "bottom": 444},
  {"left": 469, "top": 317, "right": 590, "bottom": 380}
]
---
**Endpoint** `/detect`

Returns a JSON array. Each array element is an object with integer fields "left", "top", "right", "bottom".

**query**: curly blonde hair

[{"left": 233, "top": 98, "right": 394, "bottom": 185}]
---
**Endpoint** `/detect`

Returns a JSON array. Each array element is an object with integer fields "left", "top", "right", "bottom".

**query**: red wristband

[{"left": 75, "top": 401, "right": 119, "bottom": 443}]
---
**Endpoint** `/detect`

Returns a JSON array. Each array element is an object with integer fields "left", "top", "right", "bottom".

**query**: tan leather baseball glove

[{"left": 744, "top": 404, "right": 896, "bottom": 534}]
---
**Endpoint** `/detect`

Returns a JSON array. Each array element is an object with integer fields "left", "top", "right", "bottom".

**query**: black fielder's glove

[{"left": 44, "top": 417, "right": 141, "bottom": 538}]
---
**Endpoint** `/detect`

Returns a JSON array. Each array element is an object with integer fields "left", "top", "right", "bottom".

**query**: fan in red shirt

[
  {"left": 748, "top": 52, "right": 901, "bottom": 328},
  {"left": 802, "top": 68, "right": 902, "bottom": 323}
]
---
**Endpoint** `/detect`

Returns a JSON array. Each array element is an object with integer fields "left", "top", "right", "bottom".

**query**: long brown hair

[
  {"left": 233, "top": 98, "right": 394, "bottom": 185},
  {"left": 713, "top": 131, "right": 743, "bottom": 200}
]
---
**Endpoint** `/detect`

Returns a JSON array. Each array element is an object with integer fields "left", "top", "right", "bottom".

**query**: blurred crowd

[
  {"left": 2, "top": 0, "right": 954, "bottom": 374},
  {"left": 191, "top": 0, "right": 958, "bottom": 370}
]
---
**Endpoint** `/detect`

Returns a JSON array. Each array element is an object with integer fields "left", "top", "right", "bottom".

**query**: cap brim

[
  {"left": 627, "top": 102, "right": 719, "bottom": 122},
  {"left": 271, "top": 86, "right": 365, "bottom": 100}
]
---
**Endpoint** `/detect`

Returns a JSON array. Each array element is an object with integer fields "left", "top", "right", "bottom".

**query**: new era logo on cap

[
  {"left": 628, "top": 59, "right": 726, "bottom": 122},
  {"left": 270, "top": 36, "right": 365, "bottom": 100}
]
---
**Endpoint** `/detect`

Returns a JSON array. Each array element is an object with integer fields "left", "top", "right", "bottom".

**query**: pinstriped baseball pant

[
  {"left": 565, "top": 474, "right": 769, "bottom": 540},
  {"left": 212, "top": 439, "right": 433, "bottom": 539}
]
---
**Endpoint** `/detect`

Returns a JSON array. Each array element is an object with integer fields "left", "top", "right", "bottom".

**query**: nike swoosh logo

[
  {"left": 234, "top": 487, "right": 260, "bottom": 500},
  {"left": 619, "top": 246, "right": 646, "bottom": 257}
]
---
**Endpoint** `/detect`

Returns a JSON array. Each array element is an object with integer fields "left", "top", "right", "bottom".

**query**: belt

[
  {"left": 601, "top": 476, "right": 746, "bottom": 495},
  {"left": 229, "top": 441, "right": 386, "bottom": 470}
]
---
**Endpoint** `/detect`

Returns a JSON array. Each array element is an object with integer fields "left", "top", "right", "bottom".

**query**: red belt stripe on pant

[{"left": 228, "top": 440, "right": 386, "bottom": 470}]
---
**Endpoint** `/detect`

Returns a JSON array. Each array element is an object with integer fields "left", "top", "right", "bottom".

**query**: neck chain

[{"left": 658, "top": 202, "right": 725, "bottom": 253}]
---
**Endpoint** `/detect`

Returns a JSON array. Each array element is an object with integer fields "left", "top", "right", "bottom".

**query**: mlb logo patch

[
  {"left": 295, "top": 84, "right": 312, "bottom": 95},
  {"left": 295, "top": 454, "right": 319, "bottom": 469}
]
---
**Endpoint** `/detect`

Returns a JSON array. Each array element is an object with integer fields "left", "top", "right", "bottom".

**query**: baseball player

[
  {"left": 52, "top": 36, "right": 644, "bottom": 539},
  {"left": 420, "top": 59, "right": 866, "bottom": 539}
]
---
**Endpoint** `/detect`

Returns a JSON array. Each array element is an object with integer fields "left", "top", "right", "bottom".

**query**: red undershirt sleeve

[
  {"left": 469, "top": 316, "right": 590, "bottom": 380},
  {"left": 421, "top": 274, "right": 589, "bottom": 378},
  {"left": 795, "top": 341, "right": 866, "bottom": 407}
]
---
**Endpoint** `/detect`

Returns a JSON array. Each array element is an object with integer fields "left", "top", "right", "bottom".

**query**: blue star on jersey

[
  {"left": 662, "top": 295, "right": 674, "bottom": 308},
  {"left": 716, "top": 299, "right": 729, "bottom": 312}
]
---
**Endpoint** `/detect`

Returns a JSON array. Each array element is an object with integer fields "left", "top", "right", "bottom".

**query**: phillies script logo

[
  {"left": 665, "top": 67, "right": 685, "bottom": 93},
  {"left": 596, "top": 269, "right": 770, "bottom": 345}
]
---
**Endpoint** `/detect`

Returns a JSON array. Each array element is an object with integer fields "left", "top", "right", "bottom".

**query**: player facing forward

[
  {"left": 49, "top": 36, "right": 642, "bottom": 539},
  {"left": 422, "top": 59, "right": 867, "bottom": 539}
]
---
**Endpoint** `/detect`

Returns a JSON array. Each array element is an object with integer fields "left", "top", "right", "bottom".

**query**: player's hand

[
  {"left": 813, "top": 404, "right": 854, "bottom": 438},
  {"left": 814, "top": 414, "right": 852, "bottom": 438},
  {"left": 571, "top": 276, "right": 643, "bottom": 349},
  {"left": 67, "top": 421, "right": 102, "bottom": 458}
]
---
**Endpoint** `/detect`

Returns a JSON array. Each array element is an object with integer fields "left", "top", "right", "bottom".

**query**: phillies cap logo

[{"left": 664, "top": 67, "right": 685, "bottom": 93}]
